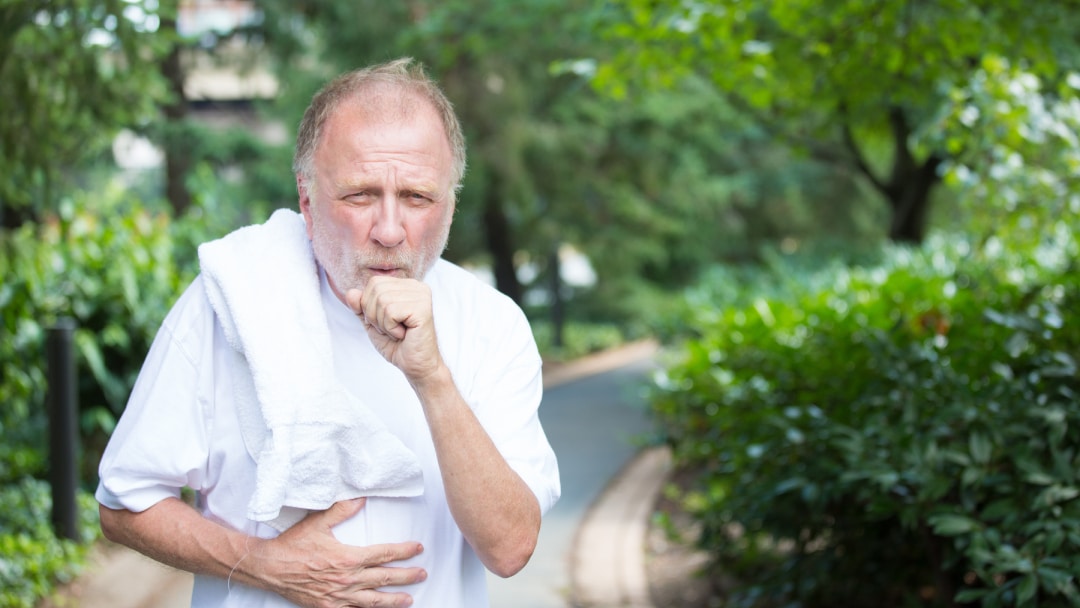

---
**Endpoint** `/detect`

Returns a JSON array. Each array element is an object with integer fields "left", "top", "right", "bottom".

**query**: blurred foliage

[
  {"left": 246, "top": 0, "right": 882, "bottom": 324},
  {"left": 0, "top": 480, "right": 102, "bottom": 608},
  {"left": 0, "top": 179, "right": 230, "bottom": 606},
  {"left": 531, "top": 320, "right": 626, "bottom": 363},
  {"left": 651, "top": 230, "right": 1080, "bottom": 606},
  {"left": 0, "top": 0, "right": 170, "bottom": 227},
  {"left": 595, "top": 0, "right": 1080, "bottom": 243},
  {"left": 926, "top": 58, "right": 1080, "bottom": 247}
]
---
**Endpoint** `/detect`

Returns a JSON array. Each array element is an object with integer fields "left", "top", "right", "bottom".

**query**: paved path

[
  {"left": 53, "top": 341, "right": 660, "bottom": 608},
  {"left": 488, "top": 349, "right": 658, "bottom": 607}
]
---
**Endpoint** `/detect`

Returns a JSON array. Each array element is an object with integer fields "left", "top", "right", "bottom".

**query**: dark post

[
  {"left": 47, "top": 318, "right": 80, "bottom": 542},
  {"left": 549, "top": 248, "right": 565, "bottom": 349}
]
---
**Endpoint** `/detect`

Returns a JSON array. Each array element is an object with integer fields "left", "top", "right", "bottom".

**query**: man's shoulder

[{"left": 159, "top": 274, "right": 217, "bottom": 343}]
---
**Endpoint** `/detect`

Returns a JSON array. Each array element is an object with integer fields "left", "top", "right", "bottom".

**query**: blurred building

[
  {"left": 114, "top": 0, "right": 285, "bottom": 170},
  {"left": 179, "top": 0, "right": 281, "bottom": 135}
]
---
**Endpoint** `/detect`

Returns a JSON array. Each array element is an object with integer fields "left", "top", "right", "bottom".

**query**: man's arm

[
  {"left": 412, "top": 366, "right": 542, "bottom": 577},
  {"left": 99, "top": 497, "right": 427, "bottom": 608},
  {"left": 349, "top": 278, "right": 542, "bottom": 577}
]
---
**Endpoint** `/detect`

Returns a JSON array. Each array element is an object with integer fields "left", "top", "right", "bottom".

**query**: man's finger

[
  {"left": 376, "top": 304, "right": 408, "bottom": 340},
  {"left": 351, "top": 588, "right": 416, "bottom": 608},
  {"left": 355, "top": 564, "right": 428, "bottom": 588},
  {"left": 357, "top": 287, "right": 408, "bottom": 340},
  {"left": 355, "top": 541, "right": 426, "bottom": 568}
]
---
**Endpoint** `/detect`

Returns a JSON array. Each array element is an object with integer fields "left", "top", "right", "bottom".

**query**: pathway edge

[{"left": 569, "top": 445, "right": 672, "bottom": 608}]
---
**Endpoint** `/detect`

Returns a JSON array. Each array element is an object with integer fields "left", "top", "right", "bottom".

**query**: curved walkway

[
  {"left": 488, "top": 340, "right": 662, "bottom": 607},
  {"left": 51, "top": 340, "right": 665, "bottom": 608}
]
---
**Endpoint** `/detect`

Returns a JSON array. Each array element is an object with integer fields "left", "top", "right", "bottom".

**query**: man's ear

[{"left": 297, "top": 175, "right": 315, "bottom": 240}]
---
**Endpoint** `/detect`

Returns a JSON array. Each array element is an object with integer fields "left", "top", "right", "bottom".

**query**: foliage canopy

[
  {"left": 0, "top": 0, "right": 168, "bottom": 227},
  {"left": 596, "top": 0, "right": 1080, "bottom": 242}
]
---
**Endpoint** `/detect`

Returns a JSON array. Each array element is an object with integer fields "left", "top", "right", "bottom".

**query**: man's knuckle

[
  {"left": 357, "top": 590, "right": 387, "bottom": 608},
  {"left": 377, "top": 569, "right": 395, "bottom": 587}
]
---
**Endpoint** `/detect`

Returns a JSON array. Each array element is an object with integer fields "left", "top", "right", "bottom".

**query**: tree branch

[
  {"left": 839, "top": 103, "right": 888, "bottom": 194},
  {"left": 887, "top": 105, "right": 916, "bottom": 187},
  {"left": 718, "top": 89, "right": 851, "bottom": 167}
]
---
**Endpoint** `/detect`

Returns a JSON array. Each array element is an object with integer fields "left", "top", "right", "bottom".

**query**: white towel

[{"left": 198, "top": 208, "right": 424, "bottom": 531}]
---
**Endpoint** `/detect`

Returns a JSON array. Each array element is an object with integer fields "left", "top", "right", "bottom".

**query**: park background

[{"left": 3, "top": 1, "right": 1080, "bottom": 606}]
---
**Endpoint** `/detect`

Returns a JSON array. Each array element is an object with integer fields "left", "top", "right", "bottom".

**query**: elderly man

[{"left": 95, "top": 58, "right": 560, "bottom": 608}]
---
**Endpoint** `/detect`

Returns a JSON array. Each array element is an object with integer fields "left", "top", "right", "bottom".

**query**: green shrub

[
  {"left": 1, "top": 184, "right": 199, "bottom": 482},
  {"left": 0, "top": 480, "right": 101, "bottom": 608},
  {"left": 0, "top": 181, "right": 225, "bottom": 607},
  {"left": 652, "top": 236, "right": 1080, "bottom": 607}
]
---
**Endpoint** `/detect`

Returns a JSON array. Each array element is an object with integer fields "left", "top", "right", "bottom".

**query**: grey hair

[{"left": 292, "top": 57, "right": 466, "bottom": 195}]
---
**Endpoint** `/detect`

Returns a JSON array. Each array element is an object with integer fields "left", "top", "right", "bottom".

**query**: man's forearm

[
  {"left": 99, "top": 498, "right": 426, "bottom": 608},
  {"left": 411, "top": 364, "right": 542, "bottom": 578},
  {"left": 100, "top": 498, "right": 257, "bottom": 582}
]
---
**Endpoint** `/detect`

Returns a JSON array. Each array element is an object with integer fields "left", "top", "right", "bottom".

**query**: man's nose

[{"left": 370, "top": 196, "right": 406, "bottom": 247}]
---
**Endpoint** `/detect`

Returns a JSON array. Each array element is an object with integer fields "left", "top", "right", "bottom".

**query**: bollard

[
  {"left": 46, "top": 318, "right": 80, "bottom": 542},
  {"left": 549, "top": 249, "right": 565, "bottom": 348}
]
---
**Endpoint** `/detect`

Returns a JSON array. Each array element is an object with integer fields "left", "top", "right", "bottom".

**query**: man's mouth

[{"left": 368, "top": 266, "right": 401, "bottom": 276}]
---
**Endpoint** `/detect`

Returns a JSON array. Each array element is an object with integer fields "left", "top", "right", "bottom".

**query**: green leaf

[
  {"left": 929, "top": 514, "right": 980, "bottom": 536},
  {"left": 1006, "top": 331, "right": 1030, "bottom": 357},
  {"left": 981, "top": 498, "right": 1017, "bottom": 522},
  {"left": 1037, "top": 565, "right": 1074, "bottom": 593},
  {"left": 970, "top": 432, "right": 992, "bottom": 465},
  {"left": 1017, "top": 573, "right": 1038, "bottom": 604}
]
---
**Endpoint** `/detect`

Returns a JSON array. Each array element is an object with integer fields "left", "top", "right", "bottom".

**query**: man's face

[{"left": 299, "top": 96, "right": 456, "bottom": 301}]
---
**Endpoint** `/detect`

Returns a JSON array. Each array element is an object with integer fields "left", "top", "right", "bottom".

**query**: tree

[
  {"left": 248, "top": 1, "right": 879, "bottom": 325},
  {"left": 595, "top": 0, "right": 1080, "bottom": 243},
  {"left": 0, "top": 0, "right": 167, "bottom": 228},
  {"left": 255, "top": 0, "right": 591, "bottom": 303},
  {"left": 156, "top": 1, "right": 193, "bottom": 216}
]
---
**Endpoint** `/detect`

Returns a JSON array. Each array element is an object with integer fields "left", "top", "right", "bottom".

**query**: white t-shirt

[{"left": 96, "top": 259, "right": 561, "bottom": 607}]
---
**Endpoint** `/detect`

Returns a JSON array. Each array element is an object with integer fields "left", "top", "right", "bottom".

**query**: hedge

[
  {"left": 651, "top": 235, "right": 1080, "bottom": 607},
  {"left": 0, "top": 183, "right": 210, "bottom": 608}
]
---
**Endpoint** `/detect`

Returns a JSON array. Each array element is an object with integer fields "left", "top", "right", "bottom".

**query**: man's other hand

[{"left": 347, "top": 277, "right": 443, "bottom": 384}]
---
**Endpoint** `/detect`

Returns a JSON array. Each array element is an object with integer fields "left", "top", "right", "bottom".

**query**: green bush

[
  {"left": 1, "top": 183, "right": 199, "bottom": 481},
  {"left": 652, "top": 236, "right": 1080, "bottom": 607},
  {"left": 0, "top": 479, "right": 102, "bottom": 608},
  {"left": 0, "top": 181, "right": 222, "bottom": 607}
]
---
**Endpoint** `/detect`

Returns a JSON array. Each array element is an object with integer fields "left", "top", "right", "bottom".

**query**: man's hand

[
  {"left": 346, "top": 277, "right": 442, "bottom": 383},
  {"left": 249, "top": 498, "right": 426, "bottom": 608},
  {"left": 99, "top": 497, "right": 426, "bottom": 608}
]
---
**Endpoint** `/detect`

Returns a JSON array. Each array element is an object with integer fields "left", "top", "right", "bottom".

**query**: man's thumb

[{"left": 320, "top": 497, "right": 366, "bottom": 527}]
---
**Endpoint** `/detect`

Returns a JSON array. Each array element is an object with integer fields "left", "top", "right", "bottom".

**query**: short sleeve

[{"left": 95, "top": 278, "right": 216, "bottom": 513}]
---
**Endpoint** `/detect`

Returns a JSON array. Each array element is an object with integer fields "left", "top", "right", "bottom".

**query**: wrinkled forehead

[{"left": 316, "top": 88, "right": 455, "bottom": 191}]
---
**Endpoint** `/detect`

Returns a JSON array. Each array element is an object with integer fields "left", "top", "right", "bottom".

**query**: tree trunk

[
  {"left": 482, "top": 177, "right": 523, "bottom": 304},
  {"left": 159, "top": 14, "right": 192, "bottom": 217},
  {"left": 843, "top": 107, "right": 942, "bottom": 244},
  {"left": 885, "top": 156, "right": 942, "bottom": 244}
]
